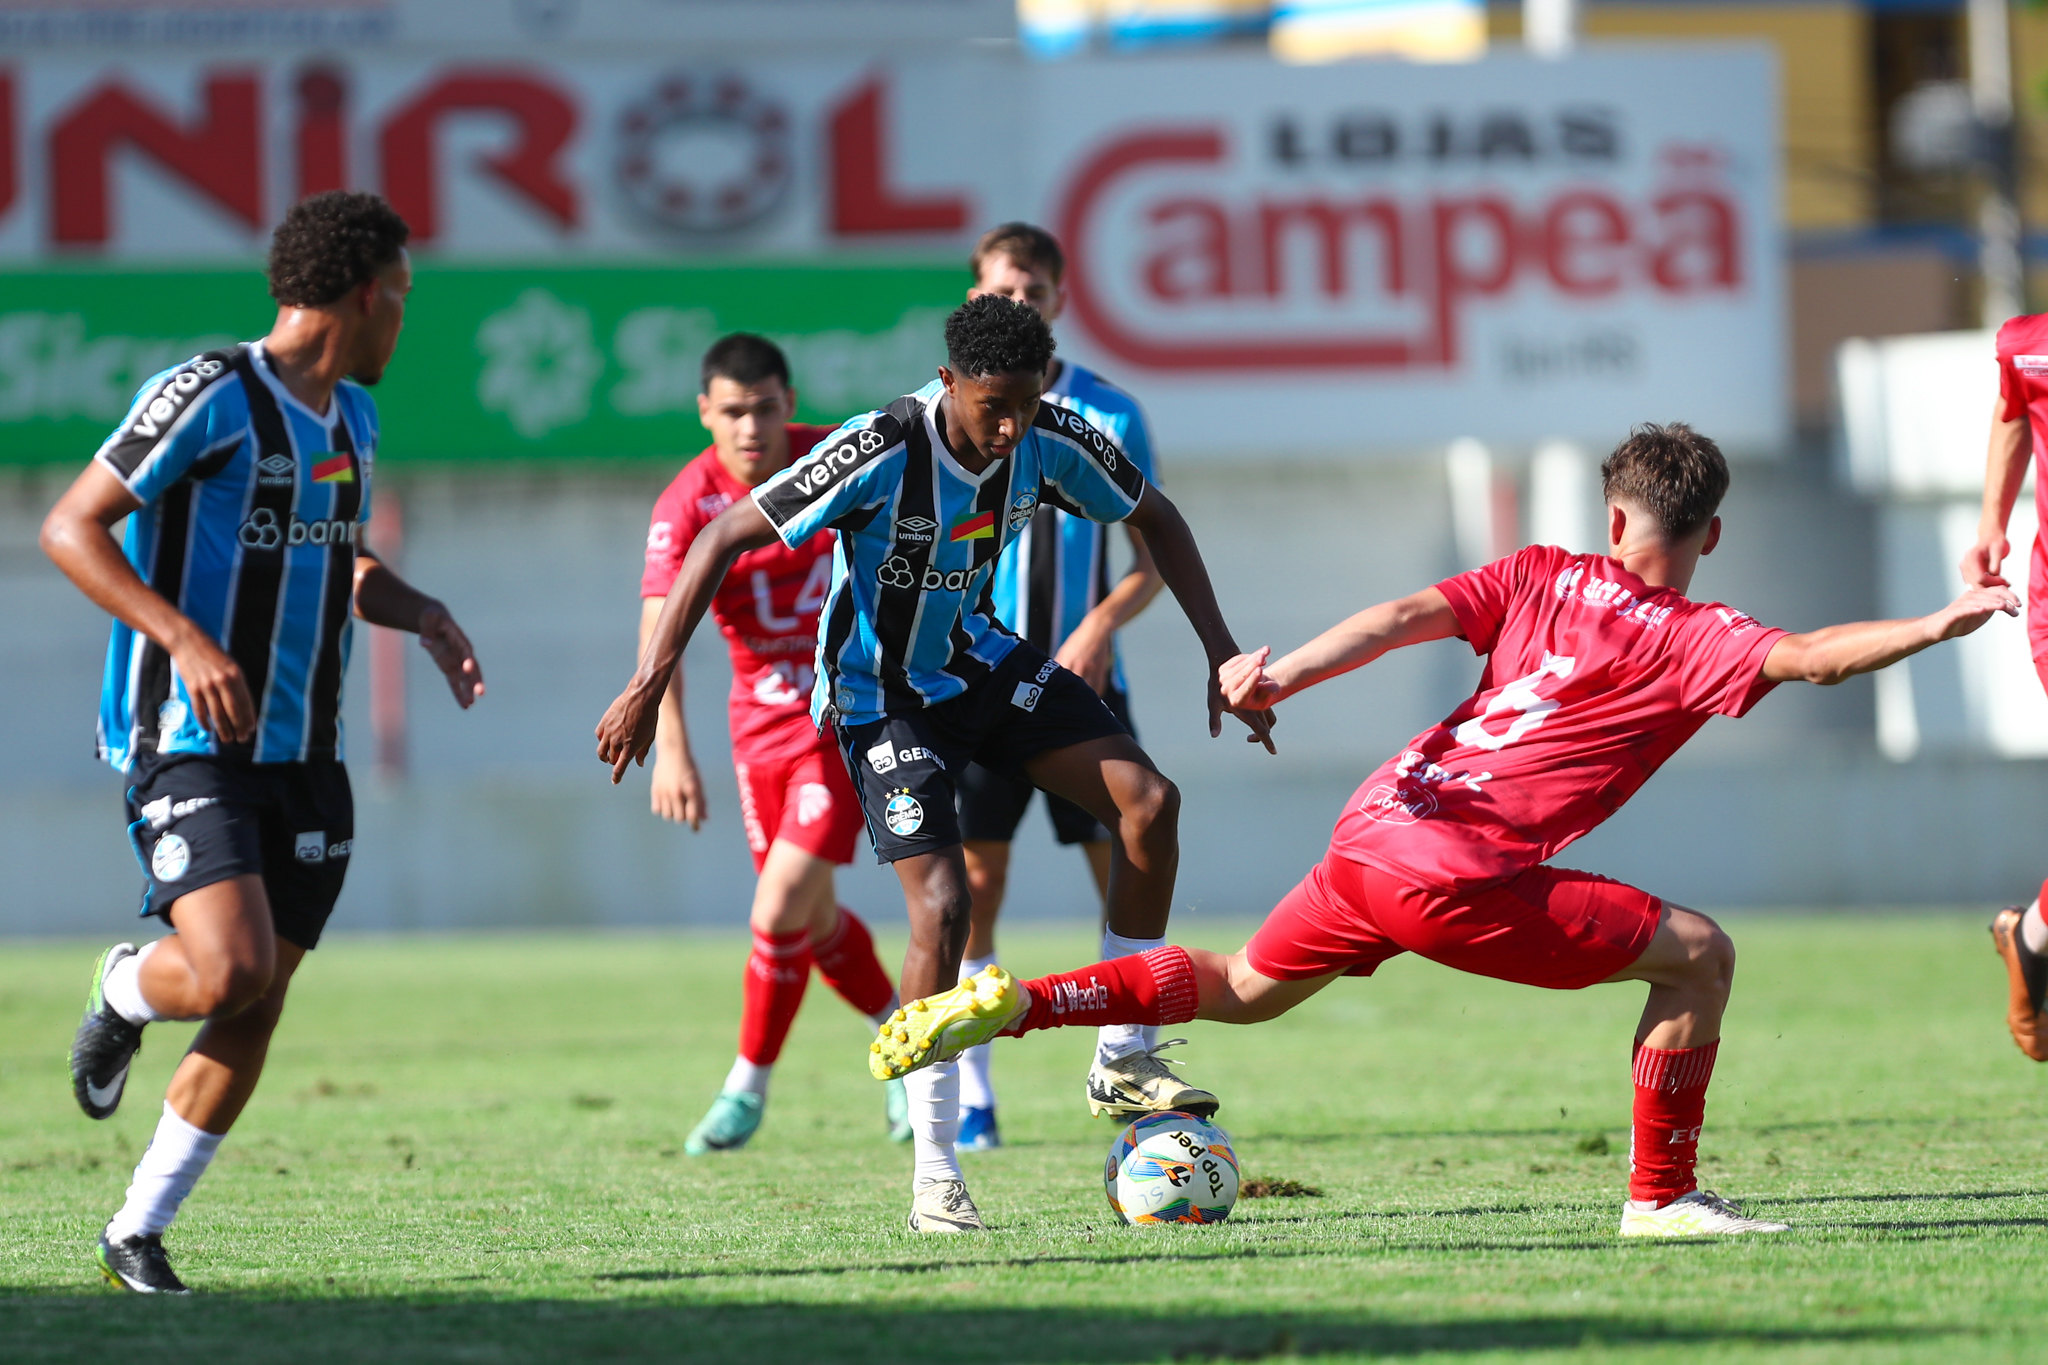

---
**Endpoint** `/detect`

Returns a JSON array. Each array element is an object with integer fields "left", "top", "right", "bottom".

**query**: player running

[
  {"left": 44, "top": 192, "right": 483, "bottom": 1292},
  {"left": 639, "top": 333, "right": 908, "bottom": 1153},
  {"left": 599, "top": 294, "right": 1272, "bottom": 1232},
  {"left": 1966, "top": 318, "right": 2048, "bottom": 1059},
  {"left": 950, "top": 224, "right": 1165, "bottom": 1152},
  {"left": 876, "top": 422, "right": 2018, "bottom": 1237}
]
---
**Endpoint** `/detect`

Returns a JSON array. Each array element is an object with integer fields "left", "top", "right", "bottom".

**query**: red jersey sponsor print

[
  {"left": 1331, "top": 544, "right": 1788, "bottom": 892},
  {"left": 642, "top": 426, "right": 837, "bottom": 762},
  {"left": 1993, "top": 315, "right": 2048, "bottom": 662}
]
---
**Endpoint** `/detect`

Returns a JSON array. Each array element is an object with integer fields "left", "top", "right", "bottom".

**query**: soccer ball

[{"left": 1104, "top": 1111, "right": 1240, "bottom": 1224}]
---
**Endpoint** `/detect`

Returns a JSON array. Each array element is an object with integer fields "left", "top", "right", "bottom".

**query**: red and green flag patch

[
  {"left": 311, "top": 453, "right": 355, "bottom": 484},
  {"left": 949, "top": 510, "right": 995, "bottom": 542}
]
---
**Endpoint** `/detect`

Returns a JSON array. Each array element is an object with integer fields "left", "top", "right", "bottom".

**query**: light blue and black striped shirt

[
  {"left": 752, "top": 378, "right": 1147, "bottom": 727},
  {"left": 984, "top": 361, "right": 1156, "bottom": 696},
  {"left": 94, "top": 342, "right": 376, "bottom": 771}
]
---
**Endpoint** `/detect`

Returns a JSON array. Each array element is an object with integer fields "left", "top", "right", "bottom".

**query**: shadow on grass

[{"left": 0, "top": 1295, "right": 1970, "bottom": 1365}]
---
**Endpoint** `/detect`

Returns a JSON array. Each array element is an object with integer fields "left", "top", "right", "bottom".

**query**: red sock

[
  {"left": 1628, "top": 1040, "right": 1718, "bottom": 1205},
  {"left": 1006, "top": 946, "right": 1200, "bottom": 1035},
  {"left": 810, "top": 907, "right": 896, "bottom": 1019},
  {"left": 737, "top": 928, "right": 812, "bottom": 1065}
]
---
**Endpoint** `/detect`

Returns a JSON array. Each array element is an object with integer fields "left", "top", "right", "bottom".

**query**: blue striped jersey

[
  {"left": 752, "top": 378, "right": 1148, "bottom": 726},
  {"left": 93, "top": 343, "right": 376, "bottom": 772},
  {"left": 984, "top": 361, "right": 1156, "bottom": 695}
]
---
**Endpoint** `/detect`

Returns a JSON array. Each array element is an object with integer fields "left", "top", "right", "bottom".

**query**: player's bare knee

[
  {"left": 1120, "top": 771, "right": 1180, "bottom": 851},
  {"left": 1676, "top": 914, "right": 1736, "bottom": 1001},
  {"left": 193, "top": 958, "right": 274, "bottom": 1018}
]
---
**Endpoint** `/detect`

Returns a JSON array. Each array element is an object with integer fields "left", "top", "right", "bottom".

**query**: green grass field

[{"left": 2, "top": 916, "right": 2044, "bottom": 1363}]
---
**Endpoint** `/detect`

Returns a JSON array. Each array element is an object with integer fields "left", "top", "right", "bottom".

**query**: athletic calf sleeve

[
  {"left": 1628, "top": 1040, "right": 1719, "bottom": 1206},
  {"left": 906, "top": 1060, "right": 962, "bottom": 1188},
  {"left": 811, "top": 907, "right": 897, "bottom": 1021},
  {"left": 106, "top": 1102, "right": 223, "bottom": 1240},
  {"left": 1006, "top": 946, "right": 1200, "bottom": 1036},
  {"left": 738, "top": 928, "right": 811, "bottom": 1066}
]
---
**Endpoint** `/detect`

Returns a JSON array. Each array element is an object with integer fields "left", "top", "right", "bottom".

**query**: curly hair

[
  {"left": 1600, "top": 422, "right": 1730, "bottom": 539},
  {"left": 944, "top": 293, "right": 1055, "bottom": 379},
  {"left": 266, "top": 191, "right": 410, "bottom": 307}
]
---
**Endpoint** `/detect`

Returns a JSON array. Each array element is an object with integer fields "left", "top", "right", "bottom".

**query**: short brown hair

[
  {"left": 267, "top": 190, "right": 409, "bottom": 307},
  {"left": 1600, "top": 423, "right": 1730, "bottom": 539},
  {"left": 969, "top": 222, "right": 1064, "bottom": 285}
]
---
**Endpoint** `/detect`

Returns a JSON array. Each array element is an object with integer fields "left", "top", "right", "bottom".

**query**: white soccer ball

[{"left": 1104, "top": 1111, "right": 1240, "bottom": 1225}]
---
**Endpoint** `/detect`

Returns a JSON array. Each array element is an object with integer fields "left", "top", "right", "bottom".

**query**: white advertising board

[
  {"left": 1031, "top": 52, "right": 1785, "bottom": 456},
  {"left": 0, "top": 47, "right": 1785, "bottom": 457}
]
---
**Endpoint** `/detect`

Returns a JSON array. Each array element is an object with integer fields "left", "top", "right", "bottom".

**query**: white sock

[
  {"left": 2021, "top": 902, "right": 2048, "bottom": 955},
  {"left": 1096, "top": 930, "right": 1165, "bottom": 1063},
  {"left": 723, "top": 1056, "right": 772, "bottom": 1097},
  {"left": 956, "top": 955, "right": 999, "bottom": 1110},
  {"left": 102, "top": 942, "right": 169, "bottom": 1026},
  {"left": 905, "top": 1060, "right": 962, "bottom": 1188},
  {"left": 106, "top": 1102, "right": 223, "bottom": 1241},
  {"left": 867, "top": 992, "right": 900, "bottom": 1030}
]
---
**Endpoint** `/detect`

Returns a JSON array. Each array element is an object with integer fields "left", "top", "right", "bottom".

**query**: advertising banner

[
  {"left": 1, "top": 265, "right": 960, "bottom": 462},
  {"left": 0, "top": 47, "right": 1784, "bottom": 461},
  {"left": 1032, "top": 51, "right": 1783, "bottom": 455}
]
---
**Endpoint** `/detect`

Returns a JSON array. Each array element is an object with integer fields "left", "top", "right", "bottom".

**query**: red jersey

[
  {"left": 1993, "top": 316, "right": 2048, "bottom": 659},
  {"left": 642, "top": 427, "right": 837, "bottom": 762},
  {"left": 1331, "top": 545, "right": 1787, "bottom": 892}
]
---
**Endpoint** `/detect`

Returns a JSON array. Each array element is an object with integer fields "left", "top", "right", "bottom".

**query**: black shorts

[
  {"left": 956, "top": 686, "right": 1133, "bottom": 846},
  {"left": 836, "top": 643, "right": 1130, "bottom": 863},
  {"left": 124, "top": 752, "right": 354, "bottom": 951}
]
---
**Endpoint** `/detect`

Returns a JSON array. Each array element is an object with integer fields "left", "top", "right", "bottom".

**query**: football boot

[
  {"left": 958, "top": 1104, "right": 1001, "bottom": 1152},
  {"left": 72, "top": 944, "right": 144, "bottom": 1121},
  {"left": 1085, "top": 1039, "right": 1219, "bottom": 1119},
  {"left": 884, "top": 1076, "right": 912, "bottom": 1144},
  {"left": 97, "top": 1227, "right": 191, "bottom": 1294},
  {"left": 907, "top": 1179, "right": 985, "bottom": 1233},
  {"left": 1989, "top": 907, "right": 2048, "bottom": 1060},
  {"left": 683, "top": 1090, "right": 764, "bottom": 1156},
  {"left": 868, "top": 966, "right": 1023, "bottom": 1080},
  {"left": 1618, "top": 1190, "right": 1789, "bottom": 1237}
]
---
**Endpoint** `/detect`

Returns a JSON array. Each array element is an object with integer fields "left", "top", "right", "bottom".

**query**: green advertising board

[{"left": 0, "top": 263, "right": 964, "bottom": 465}]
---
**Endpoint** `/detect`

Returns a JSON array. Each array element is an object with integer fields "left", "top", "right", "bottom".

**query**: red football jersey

[
  {"left": 642, "top": 427, "right": 837, "bottom": 762},
  {"left": 1993, "top": 316, "right": 2048, "bottom": 660},
  {"left": 1330, "top": 545, "right": 1788, "bottom": 892}
]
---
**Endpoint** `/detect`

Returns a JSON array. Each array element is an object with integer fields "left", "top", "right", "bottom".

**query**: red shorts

[
  {"left": 1246, "top": 852, "right": 1663, "bottom": 991},
  {"left": 733, "top": 735, "right": 863, "bottom": 873}
]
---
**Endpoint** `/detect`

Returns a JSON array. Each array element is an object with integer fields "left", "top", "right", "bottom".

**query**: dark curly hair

[
  {"left": 1600, "top": 422, "right": 1730, "bottom": 539},
  {"left": 266, "top": 191, "right": 410, "bottom": 307},
  {"left": 944, "top": 293, "right": 1055, "bottom": 379}
]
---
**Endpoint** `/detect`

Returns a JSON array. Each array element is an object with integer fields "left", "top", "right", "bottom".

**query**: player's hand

[
  {"left": 417, "top": 602, "right": 484, "bottom": 709},
  {"left": 596, "top": 681, "right": 663, "bottom": 784},
  {"left": 1960, "top": 531, "right": 2012, "bottom": 588},
  {"left": 1218, "top": 647, "right": 1283, "bottom": 712},
  {"left": 651, "top": 751, "right": 708, "bottom": 829},
  {"left": 1054, "top": 623, "right": 1115, "bottom": 694},
  {"left": 169, "top": 632, "right": 256, "bottom": 745},
  {"left": 1209, "top": 649, "right": 1277, "bottom": 754},
  {"left": 1928, "top": 585, "right": 2022, "bottom": 642}
]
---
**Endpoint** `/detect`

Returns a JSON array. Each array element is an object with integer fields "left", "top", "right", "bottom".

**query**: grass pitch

[{"left": 1, "top": 915, "right": 2045, "bottom": 1363}]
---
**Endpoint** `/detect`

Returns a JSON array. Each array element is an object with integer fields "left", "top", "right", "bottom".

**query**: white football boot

[
  {"left": 1618, "top": 1189, "right": 1789, "bottom": 1237},
  {"left": 908, "top": 1179, "right": 985, "bottom": 1234}
]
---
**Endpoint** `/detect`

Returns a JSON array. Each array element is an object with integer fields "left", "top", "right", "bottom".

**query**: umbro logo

[
  {"left": 257, "top": 453, "right": 295, "bottom": 486},
  {"left": 896, "top": 516, "right": 936, "bottom": 544}
]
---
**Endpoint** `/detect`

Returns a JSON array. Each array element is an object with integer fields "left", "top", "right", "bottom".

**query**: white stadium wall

[{"left": 4, "top": 455, "right": 2043, "bottom": 938}]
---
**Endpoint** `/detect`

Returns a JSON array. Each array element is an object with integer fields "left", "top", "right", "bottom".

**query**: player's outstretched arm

[
  {"left": 1217, "top": 589, "right": 1461, "bottom": 718},
  {"left": 41, "top": 462, "right": 258, "bottom": 744},
  {"left": 1122, "top": 484, "right": 1276, "bottom": 752},
  {"left": 1762, "top": 586, "right": 2021, "bottom": 686},
  {"left": 354, "top": 553, "right": 484, "bottom": 709},
  {"left": 1962, "top": 394, "right": 2034, "bottom": 588},
  {"left": 639, "top": 596, "right": 707, "bottom": 829},
  {"left": 597, "top": 496, "right": 779, "bottom": 783}
]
